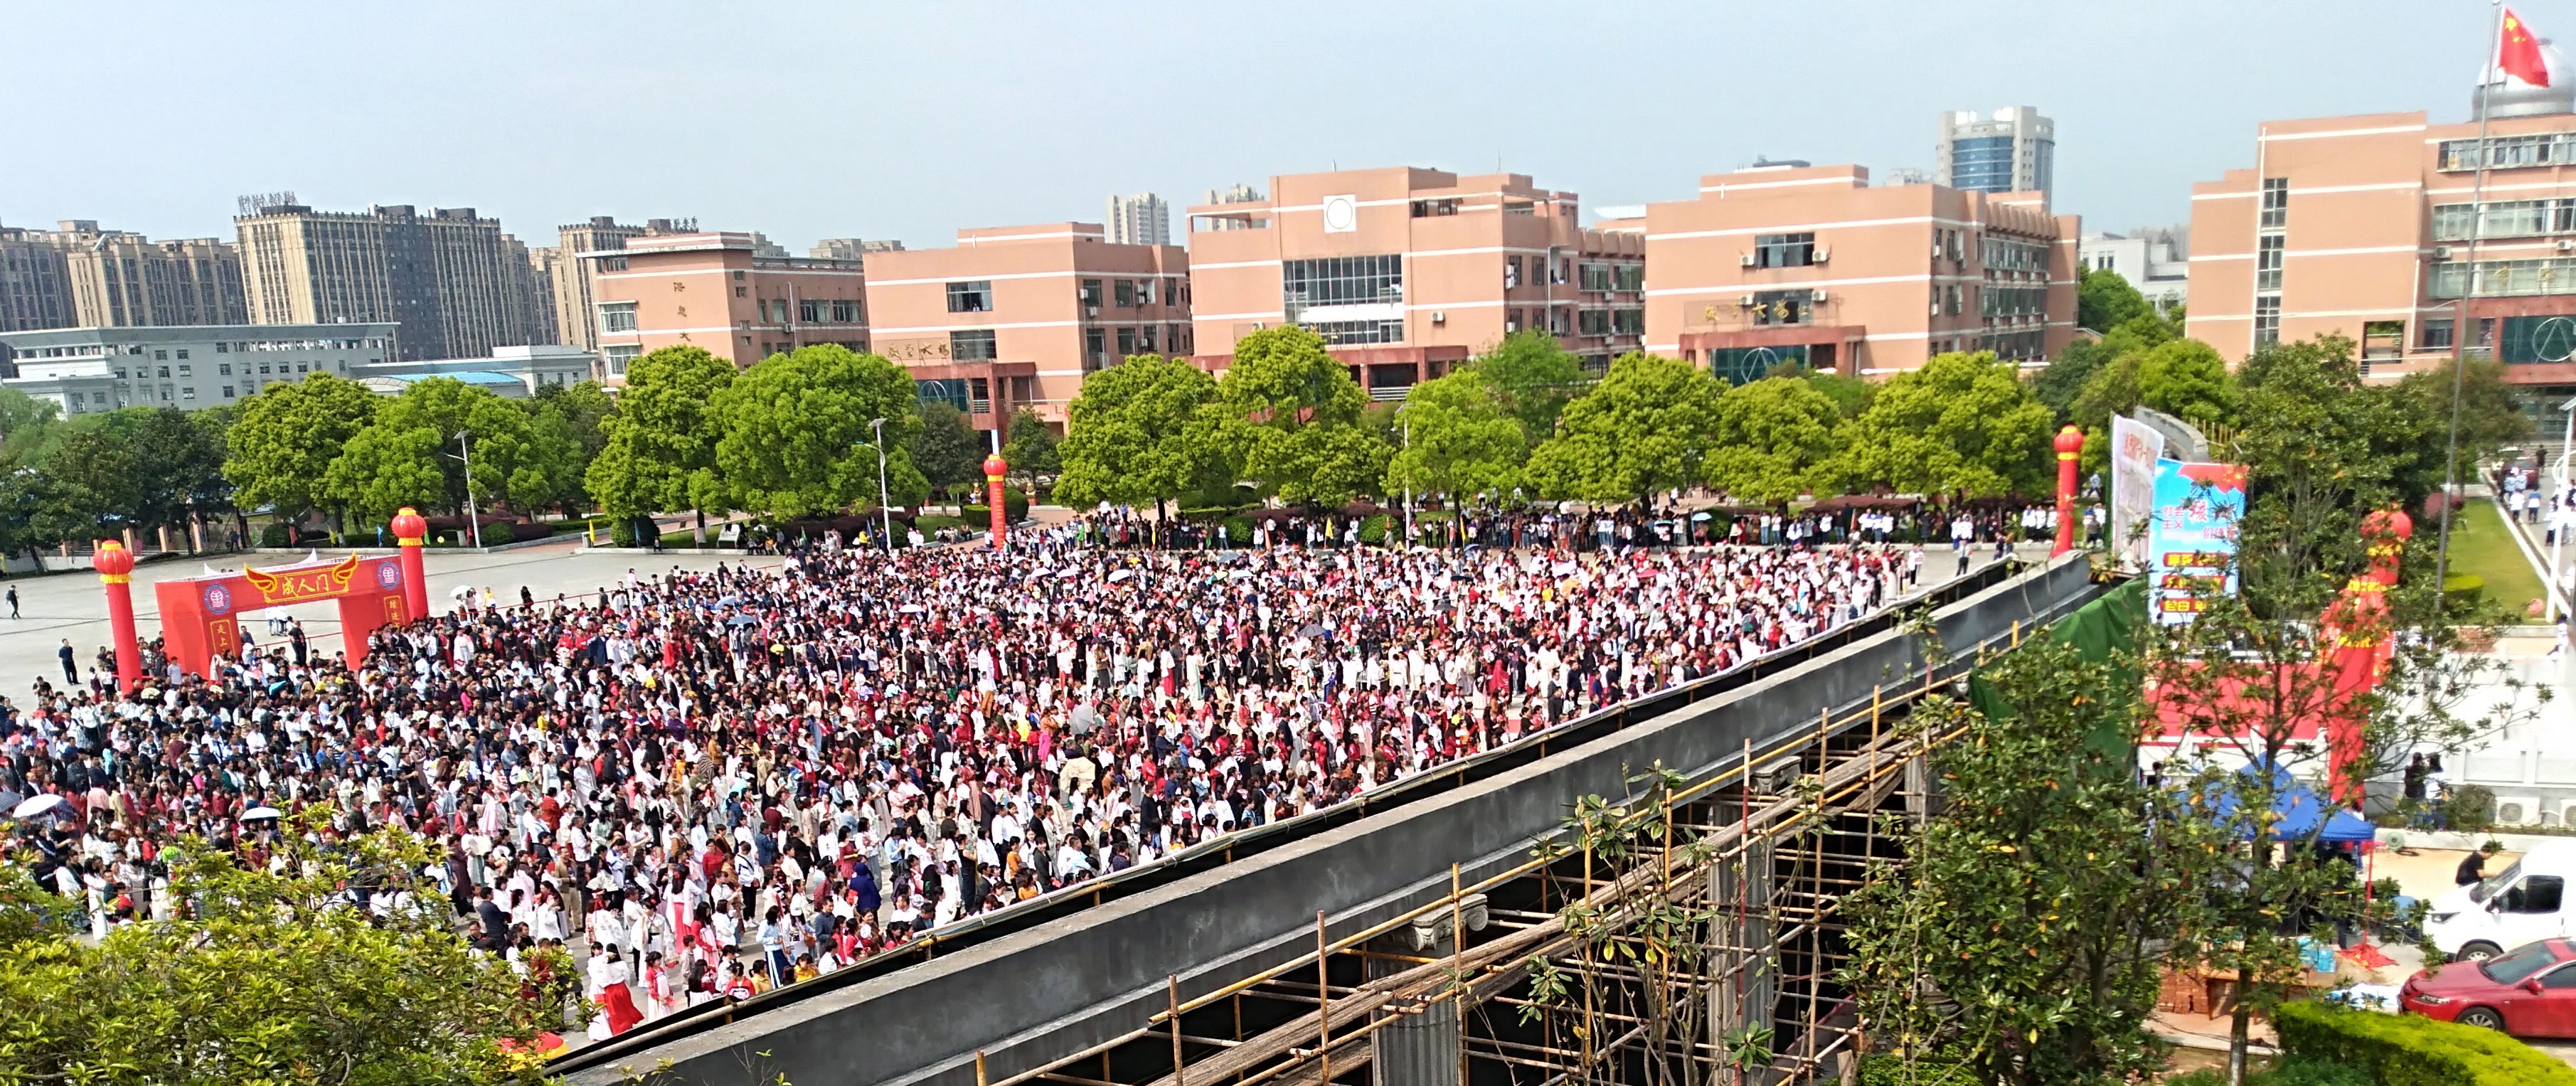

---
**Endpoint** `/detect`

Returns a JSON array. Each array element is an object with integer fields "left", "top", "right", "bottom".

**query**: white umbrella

[
  {"left": 897, "top": 604, "right": 925, "bottom": 614},
  {"left": 10, "top": 794, "right": 69, "bottom": 820},
  {"left": 240, "top": 806, "right": 284, "bottom": 821},
  {"left": 1107, "top": 569, "right": 1134, "bottom": 583}
]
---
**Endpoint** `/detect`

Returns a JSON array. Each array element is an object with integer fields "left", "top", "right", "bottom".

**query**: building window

[
  {"left": 600, "top": 302, "right": 637, "bottom": 332},
  {"left": 154, "top": 350, "right": 168, "bottom": 361},
  {"left": 1505, "top": 257, "right": 1522, "bottom": 289},
  {"left": 947, "top": 280, "right": 994, "bottom": 313},
  {"left": 218, "top": 363, "right": 232, "bottom": 376},
  {"left": 1304, "top": 321, "right": 1405, "bottom": 346},
  {"left": 949, "top": 329, "right": 998, "bottom": 361},
  {"left": 1752, "top": 233, "right": 1816, "bottom": 269},
  {"left": 604, "top": 344, "right": 641, "bottom": 376},
  {"left": 176, "top": 364, "right": 191, "bottom": 377},
  {"left": 733, "top": 270, "right": 745, "bottom": 280},
  {"left": 175, "top": 348, "right": 188, "bottom": 359},
  {"left": 1282, "top": 255, "right": 1403, "bottom": 324},
  {"left": 1579, "top": 309, "right": 1612, "bottom": 336},
  {"left": 1141, "top": 326, "right": 1159, "bottom": 353},
  {"left": 1612, "top": 309, "right": 1644, "bottom": 334},
  {"left": 2420, "top": 317, "right": 2455, "bottom": 349},
  {"left": 1117, "top": 327, "right": 1137, "bottom": 356},
  {"left": 916, "top": 377, "right": 969, "bottom": 415},
  {"left": 1410, "top": 198, "right": 1459, "bottom": 218},
  {"left": 2253, "top": 294, "right": 2282, "bottom": 348},
  {"left": 1114, "top": 280, "right": 1137, "bottom": 308},
  {"left": 1085, "top": 328, "right": 1107, "bottom": 368},
  {"left": 2259, "top": 178, "right": 2288, "bottom": 229},
  {"left": 158, "top": 366, "right": 171, "bottom": 378},
  {"left": 799, "top": 299, "right": 823, "bottom": 323},
  {"left": 1080, "top": 280, "right": 1103, "bottom": 308},
  {"left": 969, "top": 377, "right": 991, "bottom": 414},
  {"left": 214, "top": 342, "right": 228, "bottom": 353},
  {"left": 831, "top": 299, "right": 860, "bottom": 322},
  {"left": 181, "top": 387, "right": 196, "bottom": 400},
  {"left": 221, "top": 385, "right": 235, "bottom": 398},
  {"left": 735, "top": 286, "right": 747, "bottom": 297},
  {"left": 1580, "top": 263, "right": 1614, "bottom": 292},
  {"left": 2257, "top": 234, "right": 2285, "bottom": 291}
]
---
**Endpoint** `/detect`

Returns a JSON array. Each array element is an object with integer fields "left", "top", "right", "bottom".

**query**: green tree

[
  {"left": 1219, "top": 327, "right": 1391, "bottom": 505},
  {"left": 1765, "top": 360, "right": 1875, "bottom": 418},
  {"left": 223, "top": 373, "right": 379, "bottom": 523},
  {"left": 1705, "top": 375, "right": 1841, "bottom": 505},
  {"left": 1001, "top": 408, "right": 1063, "bottom": 496},
  {"left": 1384, "top": 370, "right": 1527, "bottom": 500},
  {"left": 585, "top": 345, "right": 736, "bottom": 538},
  {"left": 321, "top": 378, "right": 580, "bottom": 522},
  {"left": 1523, "top": 352, "right": 1723, "bottom": 505},
  {"left": 531, "top": 380, "right": 617, "bottom": 462},
  {"left": 2397, "top": 355, "right": 2532, "bottom": 497},
  {"left": 2077, "top": 267, "right": 2152, "bottom": 333},
  {"left": 0, "top": 810, "right": 578, "bottom": 1085},
  {"left": 1054, "top": 354, "right": 1230, "bottom": 519},
  {"left": 1843, "top": 638, "right": 2200, "bottom": 1086},
  {"left": 908, "top": 401, "right": 986, "bottom": 501},
  {"left": 2136, "top": 339, "right": 2240, "bottom": 431},
  {"left": 1834, "top": 351, "right": 2053, "bottom": 499},
  {"left": 710, "top": 344, "right": 927, "bottom": 519},
  {"left": 0, "top": 389, "right": 62, "bottom": 464},
  {"left": 1466, "top": 329, "right": 1589, "bottom": 438}
]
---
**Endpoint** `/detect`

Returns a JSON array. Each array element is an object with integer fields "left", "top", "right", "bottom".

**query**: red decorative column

[
  {"left": 93, "top": 541, "right": 141, "bottom": 693},
  {"left": 2324, "top": 506, "right": 2413, "bottom": 804},
  {"left": 391, "top": 506, "right": 431, "bottom": 622},
  {"left": 983, "top": 452, "right": 1008, "bottom": 550},
  {"left": 2053, "top": 424, "right": 2083, "bottom": 558}
]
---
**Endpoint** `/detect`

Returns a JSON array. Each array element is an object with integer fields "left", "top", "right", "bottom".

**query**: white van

[{"left": 2429, "top": 841, "right": 2576, "bottom": 960}]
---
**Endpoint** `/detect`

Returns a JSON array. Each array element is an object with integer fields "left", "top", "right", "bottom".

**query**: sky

[{"left": 0, "top": 0, "right": 2528, "bottom": 252}]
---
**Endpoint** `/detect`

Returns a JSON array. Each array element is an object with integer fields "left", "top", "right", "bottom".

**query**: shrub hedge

[{"left": 2274, "top": 1001, "right": 2576, "bottom": 1086}]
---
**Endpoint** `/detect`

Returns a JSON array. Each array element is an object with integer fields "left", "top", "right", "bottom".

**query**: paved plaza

[{"left": 0, "top": 541, "right": 775, "bottom": 703}]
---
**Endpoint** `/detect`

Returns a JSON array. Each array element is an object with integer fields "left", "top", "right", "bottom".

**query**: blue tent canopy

[{"left": 2199, "top": 763, "right": 2378, "bottom": 843}]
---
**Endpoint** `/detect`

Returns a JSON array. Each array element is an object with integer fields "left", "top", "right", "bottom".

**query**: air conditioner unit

[
  {"left": 1740, "top": 252, "right": 1757, "bottom": 267},
  {"left": 2434, "top": 245, "right": 2455, "bottom": 260},
  {"left": 2562, "top": 799, "right": 2576, "bottom": 827},
  {"left": 1084, "top": 305, "right": 1100, "bottom": 316},
  {"left": 2497, "top": 795, "right": 2540, "bottom": 826},
  {"left": 1431, "top": 311, "right": 1447, "bottom": 324},
  {"left": 1738, "top": 294, "right": 1757, "bottom": 307},
  {"left": 1812, "top": 245, "right": 1831, "bottom": 263},
  {"left": 1811, "top": 288, "right": 1829, "bottom": 303},
  {"left": 1930, "top": 302, "right": 1943, "bottom": 316},
  {"left": 2559, "top": 240, "right": 2575, "bottom": 253}
]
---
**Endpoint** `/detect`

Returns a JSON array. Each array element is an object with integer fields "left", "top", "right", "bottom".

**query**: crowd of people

[{"left": 0, "top": 514, "right": 1962, "bottom": 1037}]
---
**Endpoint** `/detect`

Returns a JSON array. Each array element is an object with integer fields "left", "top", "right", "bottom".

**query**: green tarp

[{"left": 1967, "top": 576, "right": 2147, "bottom": 761}]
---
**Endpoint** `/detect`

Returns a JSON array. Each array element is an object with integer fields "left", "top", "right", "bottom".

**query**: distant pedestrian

[
  {"left": 57, "top": 639, "right": 75, "bottom": 685},
  {"left": 7, "top": 586, "right": 18, "bottom": 619}
]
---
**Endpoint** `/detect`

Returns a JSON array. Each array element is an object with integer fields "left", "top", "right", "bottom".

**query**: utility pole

[
  {"left": 871, "top": 417, "right": 892, "bottom": 552},
  {"left": 2439, "top": 0, "right": 2511, "bottom": 594},
  {"left": 450, "top": 430, "right": 482, "bottom": 550}
]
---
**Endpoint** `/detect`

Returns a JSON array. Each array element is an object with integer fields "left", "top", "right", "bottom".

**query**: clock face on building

[{"left": 1321, "top": 194, "right": 1358, "bottom": 234}]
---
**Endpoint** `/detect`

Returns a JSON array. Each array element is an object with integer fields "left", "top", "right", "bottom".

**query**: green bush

[
  {"left": 259, "top": 521, "right": 294, "bottom": 548},
  {"left": 2275, "top": 1000, "right": 2576, "bottom": 1086},
  {"left": 2443, "top": 573, "right": 2486, "bottom": 606},
  {"left": 1358, "top": 513, "right": 1390, "bottom": 545},
  {"left": 1222, "top": 516, "right": 1254, "bottom": 547},
  {"left": 2446, "top": 784, "right": 2498, "bottom": 834}
]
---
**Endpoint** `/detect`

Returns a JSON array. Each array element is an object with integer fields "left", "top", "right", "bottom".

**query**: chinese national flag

[{"left": 2502, "top": 7, "right": 2551, "bottom": 87}]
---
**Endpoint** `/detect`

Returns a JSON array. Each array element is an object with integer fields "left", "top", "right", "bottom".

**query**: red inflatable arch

[{"left": 154, "top": 553, "right": 416, "bottom": 678}]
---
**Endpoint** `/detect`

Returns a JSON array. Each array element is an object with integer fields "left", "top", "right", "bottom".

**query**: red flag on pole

[{"left": 2502, "top": 7, "right": 2551, "bottom": 87}]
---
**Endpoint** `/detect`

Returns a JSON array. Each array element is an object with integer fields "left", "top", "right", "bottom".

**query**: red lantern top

[
  {"left": 2054, "top": 425, "right": 2085, "bottom": 456},
  {"left": 390, "top": 506, "right": 428, "bottom": 544},
  {"left": 93, "top": 540, "right": 134, "bottom": 581},
  {"left": 983, "top": 453, "right": 1008, "bottom": 479},
  {"left": 2361, "top": 506, "right": 2414, "bottom": 543}
]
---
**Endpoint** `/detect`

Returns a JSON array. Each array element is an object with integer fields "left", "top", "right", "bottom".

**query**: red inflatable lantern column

[
  {"left": 93, "top": 540, "right": 141, "bottom": 693},
  {"left": 390, "top": 506, "right": 431, "bottom": 622},
  {"left": 982, "top": 453, "right": 1009, "bottom": 550},
  {"left": 2324, "top": 506, "right": 2415, "bottom": 804},
  {"left": 2053, "top": 424, "right": 2084, "bottom": 558}
]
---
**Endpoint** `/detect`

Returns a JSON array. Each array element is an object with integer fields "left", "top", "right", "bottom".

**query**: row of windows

[
  {"left": 1983, "top": 286, "right": 2048, "bottom": 319},
  {"left": 1980, "top": 237, "right": 2049, "bottom": 272},
  {"left": 1578, "top": 262, "right": 1646, "bottom": 292},
  {"left": 1283, "top": 255, "right": 1404, "bottom": 314},
  {"left": 1077, "top": 277, "right": 1183, "bottom": 309},
  {"left": 2438, "top": 133, "right": 2576, "bottom": 171},
  {"left": 110, "top": 358, "right": 352, "bottom": 380},
  {"left": 2430, "top": 199, "right": 2576, "bottom": 240},
  {"left": 2428, "top": 257, "right": 2576, "bottom": 298},
  {"left": 1752, "top": 233, "right": 1816, "bottom": 269},
  {"left": 1575, "top": 309, "right": 1646, "bottom": 335}
]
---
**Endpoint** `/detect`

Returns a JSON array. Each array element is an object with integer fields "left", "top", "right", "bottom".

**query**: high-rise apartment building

[
  {"left": 1198, "top": 184, "right": 1264, "bottom": 232},
  {"left": 863, "top": 222, "right": 1188, "bottom": 431},
  {"left": 536, "top": 216, "right": 693, "bottom": 352},
  {"left": 809, "top": 238, "right": 904, "bottom": 262},
  {"left": 587, "top": 232, "right": 868, "bottom": 378},
  {"left": 1937, "top": 107, "right": 2055, "bottom": 206},
  {"left": 1105, "top": 193, "right": 1171, "bottom": 246},
  {"left": 1642, "top": 163, "right": 2078, "bottom": 379},
  {"left": 232, "top": 196, "right": 552, "bottom": 361},
  {"left": 0, "top": 220, "right": 247, "bottom": 332},
  {"left": 1186, "top": 168, "right": 1644, "bottom": 397}
]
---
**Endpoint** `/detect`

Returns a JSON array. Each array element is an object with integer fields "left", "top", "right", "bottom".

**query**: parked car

[
  {"left": 2399, "top": 937, "right": 2576, "bottom": 1035},
  {"left": 2425, "top": 840, "right": 2576, "bottom": 961}
]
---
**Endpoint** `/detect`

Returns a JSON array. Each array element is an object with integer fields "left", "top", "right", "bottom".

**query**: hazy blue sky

[{"left": 0, "top": 0, "right": 2524, "bottom": 251}]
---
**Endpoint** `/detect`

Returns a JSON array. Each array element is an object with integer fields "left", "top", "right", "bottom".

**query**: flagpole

[{"left": 2437, "top": 0, "right": 2511, "bottom": 598}]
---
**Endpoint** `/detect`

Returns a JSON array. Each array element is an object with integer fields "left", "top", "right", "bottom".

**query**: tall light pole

[
  {"left": 2438, "top": 0, "right": 2511, "bottom": 596},
  {"left": 869, "top": 417, "right": 892, "bottom": 552},
  {"left": 2550, "top": 395, "right": 2575, "bottom": 622},
  {"left": 1400, "top": 417, "right": 1413, "bottom": 548},
  {"left": 446, "top": 430, "right": 482, "bottom": 550}
]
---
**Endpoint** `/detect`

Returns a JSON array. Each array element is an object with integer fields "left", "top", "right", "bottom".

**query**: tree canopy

[
  {"left": 224, "top": 373, "right": 378, "bottom": 522},
  {"left": 1218, "top": 327, "right": 1392, "bottom": 505},
  {"left": 1705, "top": 375, "right": 1841, "bottom": 505},
  {"left": 1465, "top": 329, "right": 1589, "bottom": 439},
  {"left": 1053, "top": 353, "right": 1230, "bottom": 514},
  {"left": 908, "top": 401, "right": 987, "bottom": 500},
  {"left": 1384, "top": 369, "right": 1528, "bottom": 499},
  {"left": 710, "top": 344, "right": 927, "bottom": 519},
  {"left": 2077, "top": 267, "right": 2153, "bottom": 333},
  {"left": 1523, "top": 353, "right": 1723, "bottom": 504},
  {"left": 1833, "top": 351, "right": 2053, "bottom": 499},
  {"left": 585, "top": 345, "right": 735, "bottom": 521}
]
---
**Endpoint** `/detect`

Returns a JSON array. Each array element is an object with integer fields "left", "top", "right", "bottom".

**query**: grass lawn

[{"left": 2447, "top": 499, "right": 2548, "bottom": 615}]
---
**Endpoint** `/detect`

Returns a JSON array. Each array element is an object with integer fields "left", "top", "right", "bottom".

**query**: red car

[{"left": 2400, "top": 937, "right": 2576, "bottom": 1036}]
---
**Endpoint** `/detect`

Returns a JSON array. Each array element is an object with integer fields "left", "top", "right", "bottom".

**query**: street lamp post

[
  {"left": 2550, "top": 395, "right": 2575, "bottom": 622},
  {"left": 870, "top": 417, "right": 892, "bottom": 552},
  {"left": 447, "top": 430, "right": 482, "bottom": 550}
]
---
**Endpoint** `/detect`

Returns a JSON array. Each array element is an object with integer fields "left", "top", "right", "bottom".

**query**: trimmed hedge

[{"left": 2274, "top": 1000, "right": 2576, "bottom": 1086}]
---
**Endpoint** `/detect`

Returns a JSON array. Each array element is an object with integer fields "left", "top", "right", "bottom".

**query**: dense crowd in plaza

[{"left": 0, "top": 515, "right": 1966, "bottom": 1036}]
